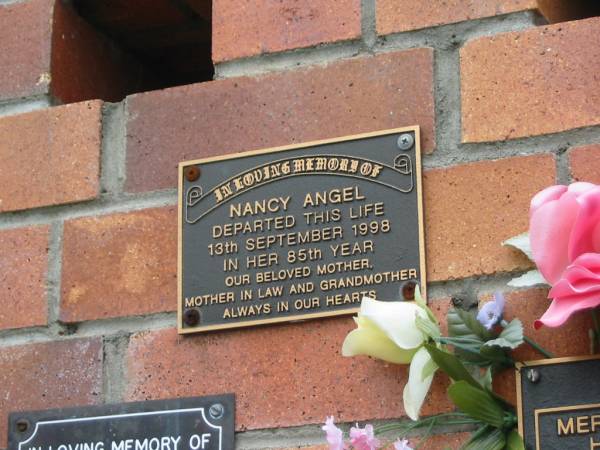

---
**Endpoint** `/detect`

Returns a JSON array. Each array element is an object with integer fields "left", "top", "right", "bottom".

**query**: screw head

[
  {"left": 183, "top": 308, "right": 200, "bottom": 326},
  {"left": 184, "top": 165, "right": 201, "bottom": 182},
  {"left": 401, "top": 281, "right": 417, "bottom": 300},
  {"left": 209, "top": 403, "right": 225, "bottom": 420},
  {"left": 527, "top": 368, "right": 540, "bottom": 384},
  {"left": 15, "top": 419, "right": 29, "bottom": 433},
  {"left": 397, "top": 133, "right": 415, "bottom": 150}
]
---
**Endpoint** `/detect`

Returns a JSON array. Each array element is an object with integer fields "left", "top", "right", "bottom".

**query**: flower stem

[
  {"left": 500, "top": 320, "right": 554, "bottom": 359},
  {"left": 374, "top": 413, "right": 476, "bottom": 434},
  {"left": 523, "top": 335, "right": 554, "bottom": 359}
]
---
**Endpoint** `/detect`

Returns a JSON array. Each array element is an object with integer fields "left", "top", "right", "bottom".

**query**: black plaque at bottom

[
  {"left": 517, "top": 356, "right": 600, "bottom": 449},
  {"left": 8, "top": 395, "right": 234, "bottom": 450}
]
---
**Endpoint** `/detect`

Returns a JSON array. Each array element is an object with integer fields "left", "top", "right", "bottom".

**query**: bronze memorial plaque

[
  {"left": 178, "top": 126, "right": 426, "bottom": 334},
  {"left": 517, "top": 356, "right": 600, "bottom": 449}
]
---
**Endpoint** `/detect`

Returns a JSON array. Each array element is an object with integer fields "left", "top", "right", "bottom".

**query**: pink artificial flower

[
  {"left": 535, "top": 253, "right": 600, "bottom": 328},
  {"left": 322, "top": 417, "right": 346, "bottom": 450},
  {"left": 529, "top": 182, "right": 600, "bottom": 328},
  {"left": 349, "top": 424, "right": 381, "bottom": 450},
  {"left": 393, "top": 439, "right": 414, "bottom": 450}
]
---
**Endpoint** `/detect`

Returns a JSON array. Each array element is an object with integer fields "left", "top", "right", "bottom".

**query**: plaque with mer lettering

[
  {"left": 178, "top": 126, "right": 426, "bottom": 333},
  {"left": 517, "top": 356, "right": 600, "bottom": 449}
]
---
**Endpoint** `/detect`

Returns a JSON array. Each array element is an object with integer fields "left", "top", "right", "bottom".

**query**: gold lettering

[
  {"left": 558, "top": 417, "right": 575, "bottom": 436},
  {"left": 185, "top": 292, "right": 235, "bottom": 307},
  {"left": 592, "top": 415, "right": 600, "bottom": 432},
  {"left": 591, "top": 437, "right": 600, "bottom": 449},
  {"left": 303, "top": 186, "right": 365, "bottom": 207},
  {"left": 578, "top": 416, "right": 591, "bottom": 434}
]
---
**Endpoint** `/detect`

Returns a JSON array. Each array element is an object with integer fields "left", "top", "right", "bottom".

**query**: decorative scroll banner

[
  {"left": 517, "top": 356, "right": 600, "bottom": 449},
  {"left": 178, "top": 126, "right": 426, "bottom": 333},
  {"left": 8, "top": 396, "right": 235, "bottom": 450}
]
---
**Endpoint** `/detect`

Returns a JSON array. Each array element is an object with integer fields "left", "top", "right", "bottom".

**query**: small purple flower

[{"left": 477, "top": 292, "right": 506, "bottom": 330}]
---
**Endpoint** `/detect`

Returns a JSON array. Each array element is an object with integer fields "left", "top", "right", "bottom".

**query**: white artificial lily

[{"left": 341, "top": 291, "right": 440, "bottom": 421}]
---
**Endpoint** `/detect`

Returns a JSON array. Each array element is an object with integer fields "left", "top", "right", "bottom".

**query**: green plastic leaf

[
  {"left": 503, "top": 232, "right": 533, "bottom": 260},
  {"left": 448, "top": 381, "right": 505, "bottom": 427},
  {"left": 446, "top": 308, "right": 493, "bottom": 364},
  {"left": 506, "top": 429, "right": 525, "bottom": 450},
  {"left": 416, "top": 314, "right": 441, "bottom": 340},
  {"left": 483, "top": 319, "right": 524, "bottom": 350},
  {"left": 448, "top": 308, "right": 492, "bottom": 341},
  {"left": 461, "top": 426, "right": 506, "bottom": 450},
  {"left": 424, "top": 344, "right": 481, "bottom": 388}
]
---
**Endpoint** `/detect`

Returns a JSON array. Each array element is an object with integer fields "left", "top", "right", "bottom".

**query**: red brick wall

[{"left": 1, "top": 1, "right": 600, "bottom": 449}]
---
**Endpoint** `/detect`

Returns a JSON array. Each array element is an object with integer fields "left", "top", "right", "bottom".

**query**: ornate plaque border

[{"left": 177, "top": 126, "right": 426, "bottom": 334}]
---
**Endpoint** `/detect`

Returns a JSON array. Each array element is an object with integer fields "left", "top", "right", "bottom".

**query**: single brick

[
  {"left": 461, "top": 17, "right": 600, "bottom": 142},
  {"left": 0, "top": 226, "right": 49, "bottom": 331},
  {"left": 377, "top": 0, "right": 536, "bottom": 35},
  {"left": 60, "top": 207, "right": 177, "bottom": 322},
  {"left": 570, "top": 144, "right": 600, "bottom": 184},
  {"left": 124, "top": 317, "right": 453, "bottom": 430},
  {"left": 0, "top": 0, "right": 147, "bottom": 103},
  {"left": 489, "top": 289, "right": 593, "bottom": 404},
  {"left": 213, "top": 0, "right": 361, "bottom": 62},
  {"left": 126, "top": 49, "right": 435, "bottom": 192},
  {"left": 424, "top": 154, "right": 556, "bottom": 282},
  {"left": 0, "top": 102, "right": 101, "bottom": 213},
  {"left": 0, "top": 338, "right": 103, "bottom": 447},
  {"left": 0, "top": 0, "right": 52, "bottom": 101}
]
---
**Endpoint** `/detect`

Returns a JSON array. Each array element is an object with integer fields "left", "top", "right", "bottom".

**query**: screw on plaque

[
  {"left": 183, "top": 308, "right": 200, "bottom": 326},
  {"left": 526, "top": 368, "right": 540, "bottom": 384},
  {"left": 209, "top": 403, "right": 225, "bottom": 420},
  {"left": 184, "top": 165, "right": 201, "bottom": 182},
  {"left": 15, "top": 419, "right": 29, "bottom": 433},
  {"left": 401, "top": 281, "right": 417, "bottom": 300},
  {"left": 397, "top": 133, "right": 414, "bottom": 151}
]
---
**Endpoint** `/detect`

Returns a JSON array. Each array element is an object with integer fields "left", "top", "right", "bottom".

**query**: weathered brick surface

[
  {"left": 377, "top": 0, "right": 536, "bottom": 35},
  {"left": 61, "top": 207, "right": 177, "bottom": 322},
  {"left": 461, "top": 17, "right": 600, "bottom": 143},
  {"left": 490, "top": 289, "right": 593, "bottom": 404},
  {"left": 0, "top": 102, "right": 101, "bottom": 213},
  {"left": 124, "top": 312, "right": 454, "bottom": 430},
  {"left": 0, "top": 0, "right": 149, "bottom": 103},
  {"left": 0, "top": 338, "right": 103, "bottom": 447},
  {"left": 570, "top": 144, "right": 600, "bottom": 184},
  {"left": 424, "top": 155, "right": 556, "bottom": 281},
  {"left": 0, "top": 226, "right": 49, "bottom": 331},
  {"left": 0, "top": 0, "right": 53, "bottom": 100},
  {"left": 125, "top": 49, "right": 435, "bottom": 192},
  {"left": 213, "top": 0, "right": 361, "bottom": 62}
]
